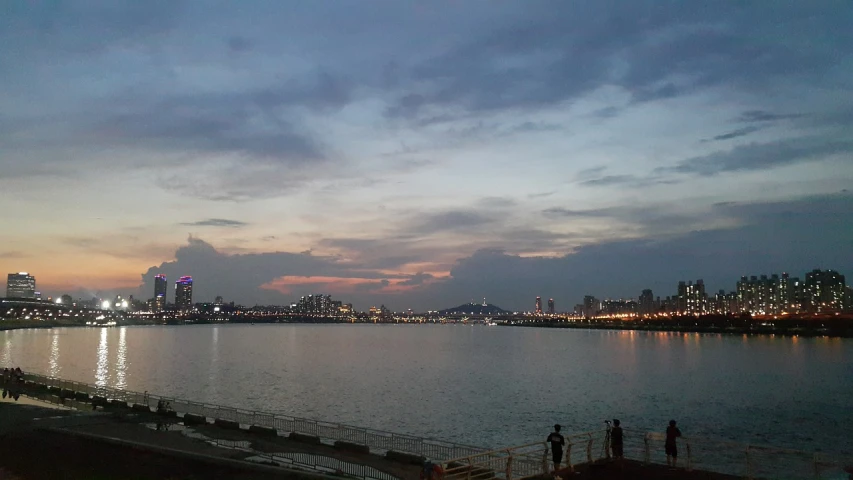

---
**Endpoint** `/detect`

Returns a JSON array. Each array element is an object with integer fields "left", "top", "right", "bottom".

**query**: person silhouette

[
  {"left": 547, "top": 424, "right": 566, "bottom": 472},
  {"left": 665, "top": 420, "right": 682, "bottom": 468}
]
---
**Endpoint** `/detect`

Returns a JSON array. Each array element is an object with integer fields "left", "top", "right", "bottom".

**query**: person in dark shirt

[
  {"left": 610, "top": 419, "right": 624, "bottom": 461},
  {"left": 665, "top": 420, "right": 682, "bottom": 467},
  {"left": 547, "top": 424, "right": 566, "bottom": 472}
]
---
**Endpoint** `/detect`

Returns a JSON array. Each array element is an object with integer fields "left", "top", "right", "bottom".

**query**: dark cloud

[
  {"left": 708, "top": 126, "right": 763, "bottom": 142},
  {"left": 661, "top": 137, "right": 853, "bottom": 176},
  {"left": 737, "top": 110, "right": 807, "bottom": 123},
  {"left": 387, "top": 3, "right": 849, "bottom": 120},
  {"left": 139, "top": 237, "right": 395, "bottom": 305},
  {"left": 527, "top": 191, "right": 556, "bottom": 199},
  {"left": 410, "top": 211, "right": 496, "bottom": 234},
  {"left": 408, "top": 193, "right": 853, "bottom": 310},
  {"left": 399, "top": 273, "right": 434, "bottom": 286},
  {"left": 227, "top": 36, "right": 253, "bottom": 53},
  {"left": 180, "top": 218, "right": 248, "bottom": 228},
  {"left": 578, "top": 175, "right": 677, "bottom": 188}
]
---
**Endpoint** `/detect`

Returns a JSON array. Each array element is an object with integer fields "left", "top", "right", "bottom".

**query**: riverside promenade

[{"left": 1, "top": 371, "right": 851, "bottom": 480}]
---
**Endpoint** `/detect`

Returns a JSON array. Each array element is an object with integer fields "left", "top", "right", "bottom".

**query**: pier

[{"left": 1, "top": 371, "right": 851, "bottom": 479}]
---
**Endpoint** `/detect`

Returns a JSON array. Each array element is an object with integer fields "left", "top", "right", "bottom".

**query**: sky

[{"left": 1, "top": 1, "right": 852, "bottom": 311}]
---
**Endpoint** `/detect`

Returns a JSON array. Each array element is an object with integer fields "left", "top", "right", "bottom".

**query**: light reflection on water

[
  {"left": 0, "top": 324, "right": 851, "bottom": 456},
  {"left": 49, "top": 333, "right": 60, "bottom": 377},
  {"left": 95, "top": 327, "right": 109, "bottom": 387},
  {"left": 115, "top": 327, "right": 127, "bottom": 389}
]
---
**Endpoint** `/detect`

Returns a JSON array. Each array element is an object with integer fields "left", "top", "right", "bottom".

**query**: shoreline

[
  {"left": 2, "top": 318, "right": 851, "bottom": 338},
  {"left": 502, "top": 320, "right": 853, "bottom": 338}
]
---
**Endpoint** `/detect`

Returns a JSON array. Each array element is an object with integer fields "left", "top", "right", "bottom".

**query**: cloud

[
  {"left": 661, "top": 137, "right": 853, "bottom": 176},
  {"left": 737, "top": 110, "right": 807, "bottom": 123},
  {"left": 578, "top": 175, "right": 677, "bottom": 188},
  {"left": 399, "top": 272, "right": 434, "bottom": 286},
  {"left": 708, "top": 126, "right": 763, "bottom": 141},
  {"left": 0, "top": 251, "right": 28, "bottom": 259},
  {"left": 180, "top": 218, "right": 248, "bottom": 228},
  {"left": 409, "top": 211, "right": 496, "bottom": 234},
  {"left": 409, "top": 193, "right": 853, "bottom": 310},
  {"left": 227, "top": 36, "right": 253, "bottom": 53}
]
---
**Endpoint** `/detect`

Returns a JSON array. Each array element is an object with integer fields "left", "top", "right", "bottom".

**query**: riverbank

[
  {"left": 504, "top": 317, "right": 853, "bottom": 337},
  {"left": 0, "top": 318, "right": 158, "bottom": 331}
]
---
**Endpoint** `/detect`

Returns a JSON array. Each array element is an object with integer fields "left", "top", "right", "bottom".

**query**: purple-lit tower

[{"left": 175, "top": 276, "right": 193, "bottom": 311}]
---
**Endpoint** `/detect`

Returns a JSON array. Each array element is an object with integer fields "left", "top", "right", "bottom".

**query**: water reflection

[
  {"left": 95, "top": 328, "right": 109, "bottom": 387},
  {"left": 1, "top": 336, "right": 11, "bottom": 366},
  {"left": 49, "top": 334, "right": 60, "bottom": 377},
  {"left": 115, "top": 327, "right": 127, "bottom": 389},
  {"left": 209, "top": 327, "right": 220, "bottom": 399}
]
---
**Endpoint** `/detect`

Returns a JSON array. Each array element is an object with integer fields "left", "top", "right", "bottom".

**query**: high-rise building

[
  {"left": 175, "top": 276, "right": 193, "bottom": 310},
  {"left": 737, "top": 273, "right": 798, "bottom": 315},
  {"left": 153, "top": 274, "right": 167, "bottom": 311},
  {"left": 535, "top": 296, "right": 542, "bottom": 314},
  {"left": 547, "top": 298, "right": 555, "bottom": 314},
  {"left": 582, "top": 295, "right": 599, "bottom": 318},
  {"left": 639, "top": 289, "right": 655, "bottom": 317},
  {"left": 678, "top": 280, "right": 706, "bottom": 315},
  {"left": 803, "top": 269, "right": 846, "bottom": 313},
  {"left": 6, "top": 272, "right": 36, "bottom": 299}
]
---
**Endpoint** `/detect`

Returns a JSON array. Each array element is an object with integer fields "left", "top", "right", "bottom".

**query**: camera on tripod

[{"left": 604, "top": 420, "right": 612, "bottom": 425}]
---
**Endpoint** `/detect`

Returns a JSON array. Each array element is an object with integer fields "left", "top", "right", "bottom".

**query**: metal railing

[
  {"left": 17, "top": 371, "right": 487, "bottom": 462},
  {"left": 439, "top": 429, "right": 853, "bottom": 480},
  {"left": 12, "top": 371, "right": 853, "bottom": 479}
]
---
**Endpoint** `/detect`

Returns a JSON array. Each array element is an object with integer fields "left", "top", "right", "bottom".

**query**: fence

[
  {"left": 12, "top": 371, "right": 853, "bottom": 479},
  {"left": 17, "top": 371, "right": 486, "bottom": 462},
  {"left": 438, "top": 428, "right": 853, "bottom": 480}
]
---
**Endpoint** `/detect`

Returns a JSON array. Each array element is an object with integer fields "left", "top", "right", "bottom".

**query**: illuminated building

[
  {"left": 535, "top": 296, "right": 542, "bottom": 314},
  {"left": 803, "top": 269, "right": 846, "bottom": 313},
  {"left": 6, "top": 272, "right": 36, "bottom": 299},
  {"left": 175, "top": 276, "right": 193, "bottom": 310},
  {"left": 638, "top": 289, "right": 655, "bottom": 317},
  {"left": 547, "top": 298, "right": 555, "bottom": 314},
  {"left": 677, "top": 280, "right": 706, "bottom": 315},
  {"left": 154, "top": 274, "right": 167, "bottom": 311},
  {"left": 736, "top": 273, "right": 796, "bottom": 315}
]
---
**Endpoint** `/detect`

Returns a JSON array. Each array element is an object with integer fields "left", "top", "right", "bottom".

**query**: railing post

[
  {"left": 685, "top": 440, "right": 692, "bottom": 472},
  {"left": 644, "top": 433, "right": 650, "bottom": 465},
  {"left": 745, "top": 445, "right": 752, "bottom": 480},
  {"left": 466, "top": 457, "right": 472, "bottom": 480},
  {"left": 505, "top": 449, "right": 513, "bottom": 480},
  {"left": 566, "top": 441, "right": 574, "bottom": 472},
  {"left": 586, "top": 434, "right": 593, "bottom": 463},
  {"left": 542, "top": 446, "right": 548, "bottom": 474},
  {"left": 812, "top": 452, "right": 819, "bottom": 480}
]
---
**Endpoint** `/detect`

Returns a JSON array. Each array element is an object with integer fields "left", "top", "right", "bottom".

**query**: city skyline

[
  {"left": 4, "top": 266, "right": 848, "bottom": 316},
  {"left": 1, "top": 2, "right": 852, "bottom": 311}
]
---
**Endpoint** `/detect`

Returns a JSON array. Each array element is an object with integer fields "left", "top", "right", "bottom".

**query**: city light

[{"left": 101, "top": 300, "right": 111, "bottom": 310}]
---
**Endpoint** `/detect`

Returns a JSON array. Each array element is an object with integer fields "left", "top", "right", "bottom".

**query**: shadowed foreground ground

[{"left": 0, "top": 401, "right": 753, "bottom": 480}]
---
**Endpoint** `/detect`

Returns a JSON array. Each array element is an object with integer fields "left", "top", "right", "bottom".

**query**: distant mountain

[{"left": 438, "top": 303, "right": 510, "bottom": 315}]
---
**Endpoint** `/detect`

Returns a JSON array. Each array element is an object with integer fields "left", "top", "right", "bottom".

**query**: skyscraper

[
  {"left": 535, "top": 296, "right": 542, "bottom": 314},
  {"left": 6, "top": 272, "right": 36, "bottom": 299},
  {"left": 153, "top": 274, "right": 167, "bottom": 311},
  {"left": 175, "top": 276, "right": 193, "bottom": 311},
  {"left": 639, "top": 289, "right": 655, "bottom": 317},
  {"left": 804, "top": 269, "right": 846, "bottom": 313},
  {"left": 547, "top": 298, "right": 555, "bottom": 314}
]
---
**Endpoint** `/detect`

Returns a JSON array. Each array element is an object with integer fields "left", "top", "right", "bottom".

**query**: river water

[{"left": 1, "top": 324, "right": 850, "bottom": 455}]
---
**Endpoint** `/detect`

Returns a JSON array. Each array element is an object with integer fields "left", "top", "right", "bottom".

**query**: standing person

[
  {"left": 610, "top": 419, "right": 624, "bottom": 462},
  {"left": 665, "top": 420, "right": 682, "bottom": 468},
  {"left": 547, "top": 424, "right": 566, "bottom": 472}
]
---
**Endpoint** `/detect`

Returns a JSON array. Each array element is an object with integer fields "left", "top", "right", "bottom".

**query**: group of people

[
  {"left": 1, "top": 367, "right": 25, "bottom": 401},
  {"left": 546, "top": 419, "right": 684, "bottom": 472},
  {"left": 155, "top": 399, "right": 174, "bottom": 431}
]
